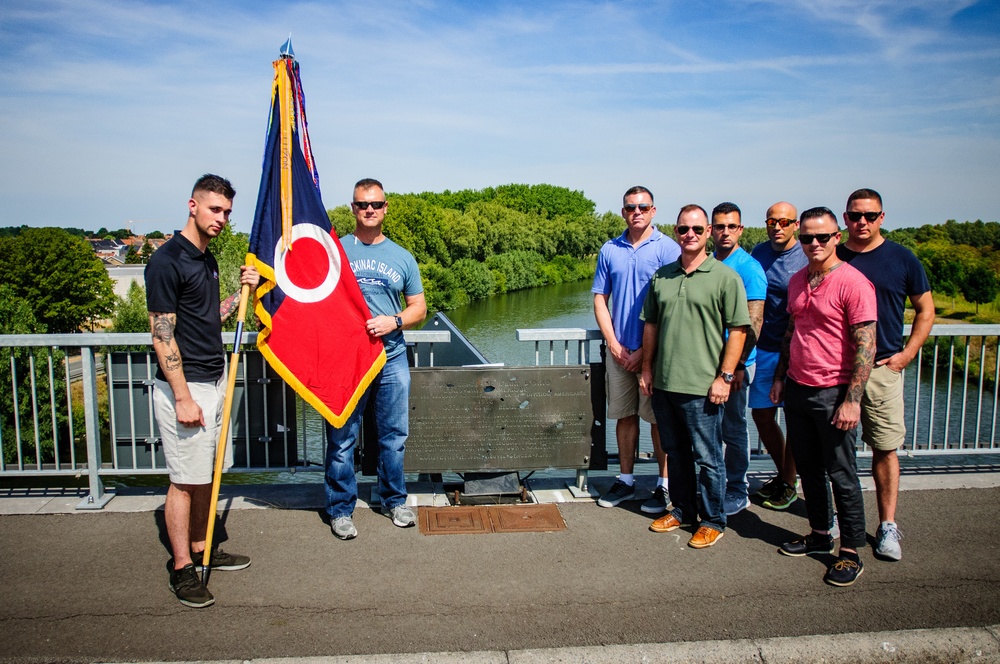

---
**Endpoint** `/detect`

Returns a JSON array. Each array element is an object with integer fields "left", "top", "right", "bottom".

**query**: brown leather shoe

[
  {"left": 649, "top": 513, "right": 682, "bottom": 533},
  {"left": 688, "top": 526, "right": 724, "bottom": 548}
]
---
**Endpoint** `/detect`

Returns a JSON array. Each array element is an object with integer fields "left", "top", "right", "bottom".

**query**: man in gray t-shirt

[{"left": 324, "top": 178, "right": 427, "bottom": 541}]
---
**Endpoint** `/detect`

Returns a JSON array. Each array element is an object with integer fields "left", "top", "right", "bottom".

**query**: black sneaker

[
  {"left": 762, "top": 481, "right": 798, "bottom": 510},
  {"left": 824, "top": 556, "right": 864, "bottom": 587},
  {"left": 640, "top": 486, "right": 670, "bottom": 514},
  {"left": 169, "top": 563, "right": 215, "bottom": 608},
  {"left": 779, "top": 532, "right": 835, "bottom": 557},
  {"left": 755, "top": 474, "right": 781, "bottom": 499},
  {"left": 192, "top": 548, "right": 251, "bottom": 571},
  {"left": 597, "top": 480, "right": 636, "bottom": 508}
]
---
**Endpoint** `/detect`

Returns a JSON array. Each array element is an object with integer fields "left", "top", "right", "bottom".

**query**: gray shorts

[
  {"left": 153, "top": 373, "right": 233, "bottom": 485},
  {"left": 605, "top": 354, "right": 655, "bottom": 423}
]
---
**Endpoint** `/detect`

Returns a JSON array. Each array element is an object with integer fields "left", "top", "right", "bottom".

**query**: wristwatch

[
  {"left": 394, "top": 315, "right": 403, "bottom": 330},
  {"left": 720, "top": 372, "right": 735, "bottom": 384}
]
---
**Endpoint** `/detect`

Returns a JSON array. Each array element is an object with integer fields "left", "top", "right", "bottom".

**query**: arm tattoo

[
  {"left": 150, "top": 312, "right": 176, "bottom": 344},
  {"left": 220, "top": 291, "right": 240, "bottom": 322},
  {"left": 164, "top": 350, "right": 182, "bottom": 372},
  {"left": 741, "top": 300, "right": 764, "bottom": 364},
  {"left": 846, "top": 321, "right": 877, "bottom": 404},
  {"left": 774, "top": 316, "right": 794, "bottom": 381}
]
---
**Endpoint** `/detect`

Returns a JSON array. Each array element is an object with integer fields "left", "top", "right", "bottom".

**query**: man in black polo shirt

[{"left": 145, "top": 174, "right": 259, "bottom": 608}]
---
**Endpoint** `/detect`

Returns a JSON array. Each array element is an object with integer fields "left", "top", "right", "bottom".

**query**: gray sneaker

[
  {"left": 597, "top": 480, "right": 636, "bottom": 508},
  {"left": 874, "top": 522, "right": 902, "bottom": 561},
  {"left": 724, "top": 491, "right": 749, "bottom": 516},
  {"left": 387, "top": 504, "right": 416, "bottom": 528},
  {"left": 640, "top": 486, "right": 669, "bottom": 514},
  {"left": 331, "top": 515, "right": 357, "bottom": 540}
]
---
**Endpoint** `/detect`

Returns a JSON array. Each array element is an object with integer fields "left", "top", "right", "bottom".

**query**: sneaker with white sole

[
  {"left": 874, "top": 522, "right": 902, "bottom": 561},
  {"left": 331, "top": 515, "right": 357, "bottom": 540},
  {"left": 191, "top": 548, "right": 251, "bottom": 571},
  {"left": 169, "top": 563, "right": 215, "bottom": 608},
  {"left": 724, "top": 491, "right": 749, "bottom": 516},
  {"left": 640, "top": 486, "right": 670, "bottom": 514},
  {"left": 597, "top": 480, "right": 635, "bottom": 508},
  {"left": 387, "top": 504, "right": 416, "bottom": 528}
]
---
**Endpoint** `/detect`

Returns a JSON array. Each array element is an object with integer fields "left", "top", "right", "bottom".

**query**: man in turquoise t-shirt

[
  {"left": 710, "top": 202, "right": 766, "bottom": 516},
  {"left": 640, "top": 204, "right": 749, "bottom": 549},
  {"left": 324, "top": 178, "right": 427, "bottom": 542}
]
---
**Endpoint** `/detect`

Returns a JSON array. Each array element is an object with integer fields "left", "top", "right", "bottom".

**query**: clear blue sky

[{"left": 2, "top": 0, "right": 998, "bottom": 234}]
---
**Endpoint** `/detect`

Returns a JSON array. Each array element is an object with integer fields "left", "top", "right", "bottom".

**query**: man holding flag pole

[{"left": 146, "top": 174, "right": 259, "bottom": 609}]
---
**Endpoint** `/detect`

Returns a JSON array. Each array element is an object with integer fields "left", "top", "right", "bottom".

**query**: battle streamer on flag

[{"left": 247, "top": 39, "right": 385, "bottom": 428}]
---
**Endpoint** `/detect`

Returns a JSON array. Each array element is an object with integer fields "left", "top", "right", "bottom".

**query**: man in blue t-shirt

[
  {"left": 324, "top": 178, "right": 427, "bottom": 541},
  {"left": 592, "top": 186, "right": 680, "bottom": 513},
  {"left": 711, "top": 203, "right": 766, "bottom": 516},
  {"left": 749, "top": 201, "right": 808, "bottom": 510},
  {"left": 837, "top": 188, "right": 934, "bottom": 562}
]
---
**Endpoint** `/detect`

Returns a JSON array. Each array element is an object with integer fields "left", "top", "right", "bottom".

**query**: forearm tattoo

[
  {"left": 775, "top": 316, "right": 794, "bottom": 381},
  {"left": 220, "top": 291, "right": 240, "bottom": 322},
  {"left": 742, "top": 301, "right": 764, "bottom": 364},
  {"left": 846, "top": 321, "right": 877, "bottom": 404},
  {"left": 150, "top": 312, "right": 182, "bottom": 372}
]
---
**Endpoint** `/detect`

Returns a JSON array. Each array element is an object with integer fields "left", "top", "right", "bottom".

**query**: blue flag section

[{"left": 247, "top": 53, "right": 385, "bottom": 428}]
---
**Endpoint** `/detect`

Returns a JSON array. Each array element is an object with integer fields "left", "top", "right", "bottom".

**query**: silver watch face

[{"left": 721, "top": 372, "right": 734, "bottom": 383}]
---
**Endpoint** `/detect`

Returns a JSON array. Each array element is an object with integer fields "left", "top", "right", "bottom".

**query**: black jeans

[{"left": 784, "top": 379, "right": 866, "bottom": 549}]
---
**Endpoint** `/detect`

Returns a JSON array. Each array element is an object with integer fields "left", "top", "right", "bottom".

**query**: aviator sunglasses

[
  {"left": 798, "top": 232, "right": 840, "bottom": 245},
  {"left": 676, "top": 225, "right": 706, "bottom": 236},
  {"left": 765, "top": 217, "right": 796, "bottom": 228},
  {"left": 353, "top": 201, "right": 387, "bottom": 210},
  {"left": 845, "top": 211, "right": 882, "bottom": 223},
  {"left": 624, "top": 203, "right": 653, "bottom": 212}
]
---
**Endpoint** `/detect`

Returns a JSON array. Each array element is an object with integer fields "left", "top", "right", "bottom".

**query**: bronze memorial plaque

[{"left": 404, "top": 366, "right": 593, "bottom": 473}]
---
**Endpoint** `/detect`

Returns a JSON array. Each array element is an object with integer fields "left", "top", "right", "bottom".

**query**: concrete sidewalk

[{"left": 1, "top": 471, "right": 1000, "bottom": 663}]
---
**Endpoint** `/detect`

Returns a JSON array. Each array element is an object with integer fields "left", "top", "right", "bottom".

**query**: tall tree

[{"left": 0, "top": 228, "right": 115, "bottom": 332}]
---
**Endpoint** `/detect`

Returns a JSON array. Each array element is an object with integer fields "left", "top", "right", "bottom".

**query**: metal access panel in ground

[{"left": 402, "top": 366, "right": 596, "bottom": 473}]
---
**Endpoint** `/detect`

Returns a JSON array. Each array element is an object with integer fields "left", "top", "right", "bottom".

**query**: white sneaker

[
  {"left": 388, "top": 504, "right": 416, "bottom": 528},
  {"left": 331, "top": 515, "right": 357, "bottom": 540},
  {"left": 875, "top": 522, "right": 902, "bottom": 561}
]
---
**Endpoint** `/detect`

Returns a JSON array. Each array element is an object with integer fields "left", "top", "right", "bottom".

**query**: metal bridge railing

[
  {"left": 517, "top": 323, "right": 1000, "bottom": 457},
  {"left": 0, "top": 330, "right": 448, "bottom": 508}
]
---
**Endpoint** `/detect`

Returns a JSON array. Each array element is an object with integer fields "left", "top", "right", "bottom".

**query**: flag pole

[{"left": 201, "top": 277, "right": 252, "bottom": 585}]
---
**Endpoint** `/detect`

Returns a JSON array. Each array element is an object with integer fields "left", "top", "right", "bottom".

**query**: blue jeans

[
  {"left": 324, "top": 351, "right": 410, "bottom": 519},
  {"left": 651, "top": 390, "right": 726, "bottom": 531},
  {"left": 723, "top": 364, "right": 754, "bottom": 500}
]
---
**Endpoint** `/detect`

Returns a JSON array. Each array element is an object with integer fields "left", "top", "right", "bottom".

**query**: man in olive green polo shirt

[{"left": 639, "top": 204, "right": 749, "bottom": 549}]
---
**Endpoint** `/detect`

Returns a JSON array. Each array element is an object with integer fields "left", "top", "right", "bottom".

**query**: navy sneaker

[
  {"left": 824, "top": 556, "right": 864, "bottom": 587},
  {"left": 597, "top": 480, "right": 635, "bottom": 508},
  {"left": 779, "top": 532, "right": 835, "bottom": 557}
]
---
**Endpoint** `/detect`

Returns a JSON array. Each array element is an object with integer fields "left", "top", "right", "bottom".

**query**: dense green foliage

[
  {"left": 328, "top": 184, "right": 619, "bottom": 311},
  {"left": 111, "top": 281, "right": 152, "bottom": 334},
  {"left": 0, "top": 228, "right": 116, "bottom": 332}
]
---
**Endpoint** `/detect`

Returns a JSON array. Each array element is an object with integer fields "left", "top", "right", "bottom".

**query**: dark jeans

[
  {"left": 651, "top": 390, "right": 726, "bottom": 531},
  {"left": 784, "top": 379, "right": 866, "bottom": 549}
]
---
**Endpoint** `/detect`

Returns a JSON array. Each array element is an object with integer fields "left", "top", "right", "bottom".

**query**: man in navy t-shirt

[{"left": 837, "top": 188, "right": 934, "bottom": 562}]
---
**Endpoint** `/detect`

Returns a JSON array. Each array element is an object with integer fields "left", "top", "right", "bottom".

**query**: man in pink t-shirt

[{"left": 770, "top": 207, "right": 876, "bottom": 588}]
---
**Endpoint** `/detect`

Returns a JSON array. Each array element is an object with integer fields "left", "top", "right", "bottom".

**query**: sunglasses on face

[
  {"left": 766, "top": 218, "right": 796, "bottom": 228},
  {"left": 624, "top": 203, "right": 652, "bottom": 212},
  {"left": 845, "top": 211, "right": 882, "bottom": 223},
  {"left": 676, "top": 225, "right": 706, "bottom": 236},
  {"left": 712, "top": 223, "right": 741, "bottom": 232},
  {"left": 353, "top": 201, "right": 387, "bottom": 210},
  {"left": 799, "top": 232, "right": 839, "bottom": 245}
]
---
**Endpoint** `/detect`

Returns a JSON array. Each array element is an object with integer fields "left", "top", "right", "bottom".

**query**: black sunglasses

[
  {"left": 676, "top": 225, "right": 706, "bottom": 236},
  {"left": 353, "top": 201, "right": 387, "bottom": 210},
  {"left": 799, "top": 232, "right": 839, "bottom": 245},
  {"left": 624, "top": 203, "right": 652, "bottom": 212},
  {"left": 766, "top": 217, "right": 796, "bottom": 228},
  {"left": 845, "top": 211, "right": 882, "bottom": 223},
  {"left": 712, "top": 223, "right": 741, "bottom": 232}
]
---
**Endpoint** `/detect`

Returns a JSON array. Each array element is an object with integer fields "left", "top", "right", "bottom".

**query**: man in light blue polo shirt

[
  {"left": 592, "top": 186, "right": 680, "bottom": 513},
  {"left": 711, "top": 202, "right": 766, "bottom": 516}
]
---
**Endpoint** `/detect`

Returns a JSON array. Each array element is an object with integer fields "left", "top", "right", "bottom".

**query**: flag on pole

[{"left": 247, "top": 40, "right": 385, "bottom": 427}]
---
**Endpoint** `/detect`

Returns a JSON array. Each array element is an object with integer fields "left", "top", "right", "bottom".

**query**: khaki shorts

[
  {"left": 605, "top": 354, "right": 655, "bottom": 423},
  {"left": 860, "top": 364, "right": 906, "bottom": 451},
  {"left": 153, "top": 374, "right": 233, "bottom": 485}
]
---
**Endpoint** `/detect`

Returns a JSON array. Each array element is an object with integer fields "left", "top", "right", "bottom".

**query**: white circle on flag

[{"left": 273, "top": 224, "right": 341, "bottom": 303}]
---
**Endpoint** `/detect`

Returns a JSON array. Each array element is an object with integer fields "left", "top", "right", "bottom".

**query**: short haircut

[
  {"left": 676, "top": 204, "right": 708, "bottom": 224},
  {"left": 847, "top": 188, "right": 882, "bottom": 208},
  {"left": 623, "top": 186, "right": 653, "bottom": 205},
  {"left": 712, "top": 202, "right": 741, "bottom": 222},
  {"left": 799, "top": 206, "right": 838, "bottom": 226},
  {"left": 192, "top": 174, "right": 235, "bottom": 200},
  {"left": 354, "top": 178, "right": 385, "bottom": 194}
]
